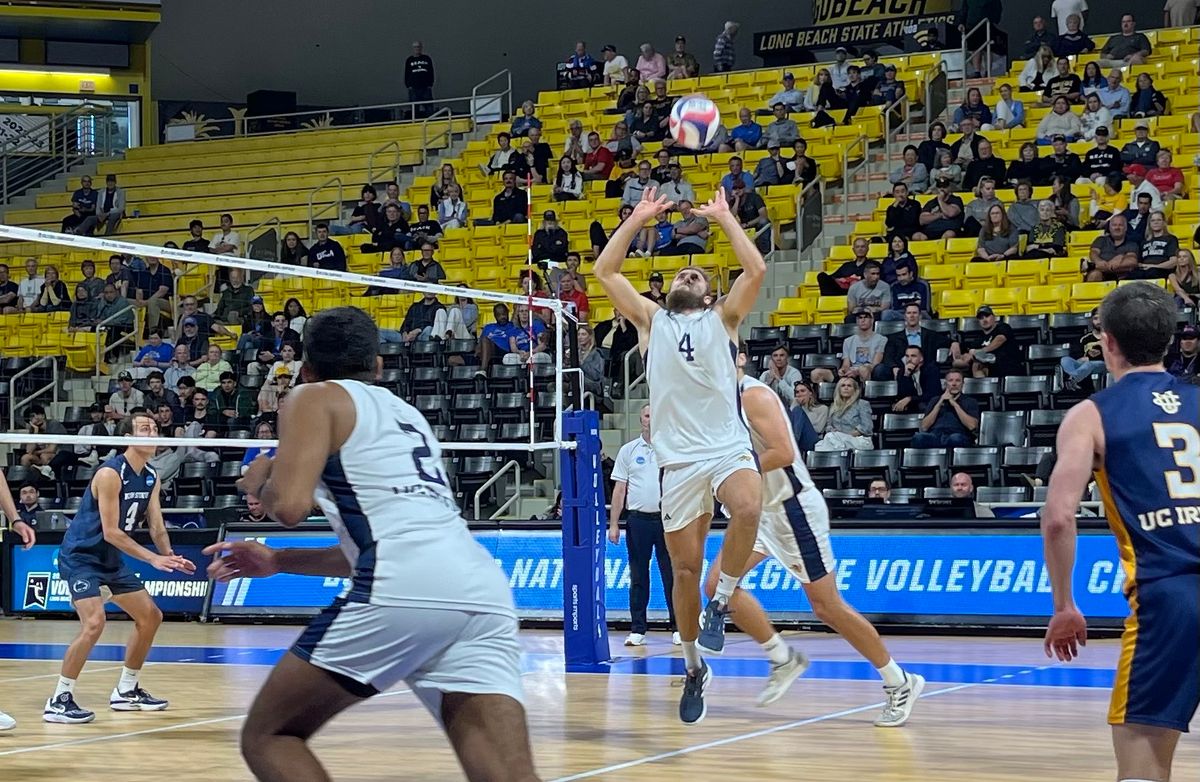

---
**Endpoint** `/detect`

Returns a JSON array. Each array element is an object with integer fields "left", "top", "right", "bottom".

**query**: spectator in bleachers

[
  {"left": 915, "top": 176, "right": 965, "bottom": 240},
  {"left": 608, "top": 121, "right": 644, "bottom": 157},
  {"left": 0, "top": 263, "right": 19, "bottom": 314},
  {"left": 1147, "top": 149, "right": 1184, "bottom": 203},
  {"left": 759, "top": 344, "right": 804, "bottom": 403},
  {"left": 1170, "top": 250, "right": 1198, "bottom": 308},
  {"left": 408, "top": 243, "right": 445, "bottom": 285},
  {"left": 75, "top": 404, "right": 116, "bottom": 467},
  {"left": 96, "top": 282, "right": 133, "bottom": 344},
  {"left": 787, "top": 138, "right": 819, "bottom": 188},
  {"left": 872, "top": 65, "right": 906, "bottom": 107},
  {"left": 727, "top": 108, "right": 764, "bottom": 151},
  {"left": 404, "top": 41, "right": 435, "bottom": 117},
  {"left": 753, "top": 143, "right": 789, "bottom": 189},
  {"left": 261, "top": 312, "right": 301, "bottom": 358},
  {"left": 133, "top": 330, "right": 174, "bottom": 371},
  {"left": 178, "top": 386, "right": 220, "bottom": 440},
  {"left": 76, "top": 173, "right": 124, "bottom": 236},
  {"left": 668, "top": 35, "right": 699, "bottom": 80},
  {"left": 910, "top": 367, "right": 979, "bottom": 448},
  {"left": 1099, "top": 13, "right": 1152, "bottom": 67},
  {"left": 1166, "top": 323, "right": 1199, "bottom": 379},
  {"left": 882, "top": 235, "right": 920, "bottom": 285},
  {"left": 380, "top": 181, "right": 410, "bottom": 220},
  {"left": 109, "top": 370, "right": 145, "bottom": 420},
  {"left": 510, "top": 100, "right": 541, "bottom": 137},
  {"left": 1165, "top": 0, "right": 1200, "bottom": 24},
  {"left": 1037, "top": 96, "right": 1082, "bottom": 143},
  {"left": 574, "top": 324, "right": 606, "bottom": 398},
  {"left": 244, "top": 346, "right": 277, "bottom": 379},
  {"left": 19, "top": 405, "right": 68, "bottom": 478},
  {"left": 860, "top": 50, "right": 886, "bottom": 85},
  {"left": 582, "top": 132, "right": 614, "bottom": 182},
  {"left": 1129, "top": 73, "right": 1167, "bottom": 118},
  {"left": 667, "top": 200, "right": 710, "bottom": 256},
  {"left": 18, "top": 258, "right": 43, "bottom": 310},
  {"left": 67, "top": 283, "right": 98, "bottom": 332},
  {"left": 143, "top": 371, "right": 181, "bottom": 417},
  {"left": 768, "top": 72, "right": 805, "bottom": 112},
  {"left": 408, "top": 204, "right": 442, "bottom": 248},
  {"left": 209, "top": 213, "right": 240, "bottom": 257},
  {"left": 720, "top": 156, "right": 754, "bottom": 193},
  {"left": 650, "top": 149, "right": 673, "bottom": 183},
  {"left": 1006, "top": 143, "right": 1041, "bottom": 187},
  {"left": 712, "top": 21, "right": 739, "bottom": 72},
  {"left": 1019, "top": 45, "right": 1057, "bottom": 93},
  {"left": 331, "top": 185, "right": 382, "bottom": 237},
  {"left": 1133, "top": 211, "right": 1180, "bottom": 279},
  {"left": 601, "top": 45, "right": 628, "bottom": 86},
  {"left": 762, "top": 103, "right": 800, "bottom": 149},
  {"left": 815, "top": 376, "right": 874, "bottom": 451},
  {"left": 1086, "top": 172, "right": 1127, "bottom": 229},
  {"left": 1079, "top": 96, "right": 1112, "bottom": 142},
  {"left": 1022, "top": 16, "right": 1053, "bottom": 58},
  {"left": 867, "top": 478, "right": 892, "bottom": 502},
  {"left": 617, "top": 81, "right": 646, "bottom": 119},
  {"left": 434, "top": 182, "right": 470, "bottom": 230},
  {"left": 1082, "top": 126, "right": 1121, "bottom": 182},
  {"left": 819, "top": 237, "right": 872, "bottom": 295},
  {"left": 1060, "top": 307, "right": 1106, "bottom": 389},
  {"left": 503, "top": 303, "right": 552, "bottom": 365},
  {"left": 1123, "top": 192, "right": 1155, "bottom": 243},
  {"left": 791, "top": 381, "right": 829, "bottom": 436},
  {"left": 31, "top": 265, "right": 69, "bottom": 313},
  {"left": 1006, "top": 181, "right": 1038, "bottom": 234},
  {"left": 641, "top": 271, "right": 667, "bottom": 306},
  {"left": 976, "top": 203, "right": 1021, "bottom": 261},
  {"left": 525, "top": 128, "right": 555, "bottom": 182},
  {"left": 531, "top": 210, "right": 569, "bottom": 266},
  {"left": 840, "top": 310, "right": 887, "bottom": 382},
  {"left": 551, "top": 156, "right": 584, "bottom": 203},
  {"left": 483, "top": 132, "right": 517, "bottom": 176},
  {"left": 1021, "top": 197, "right": 1068, "bottom": 258},
  {"left": 164, "top": 344, "right": 195, "bottom": 388},
  {"left": 635, "top": 43, "right": 666, "bottom": 83},
  {"left": 953, "top": 87, "right": 993, "bottom": 131},
  {"left": 1093, "top": 69, "right": 1131, "bottom": 119},
  {"left": 1121, "top": 123, "right": 1159, "bottom": 169},
  {"left": 963, "top": 140, "right": 1006, "bottom": 191},
  {"left": 477, "top": 303, "right": 517, "bottom": 372},
  {"left": 630, "top": 101, "right": 665, "bottom": 145},
  {"left": 829, "top": 46, "right": 852, "bottom": 89},
  {"left": 846, "top": 262, "right": 892, "bottom": 321},
  {"left": 1050, "top": 0, "right": 1089, "bottom": 33},
  {"left": 620, "top": 160, "right": 659, "bottom": 208},
  {"left": 484, "top": 172, "right": 525, "bottom": 225},
  {"left": 1053, "top": 14, "right": 1094, "bottom": 55},
  {"left": 257, "top": 368, "right": 293, "bottom": 418},
  {"left": 177, "top": 317, "right": 208, "bottom": 365},
  {"left": 182, "top": 219, "right": 209, "bottom": 253},
  {"left": 1080, "top": 62, "right": 1105, "bottom": 96},
  {"left": 77, "top": 258, "right": 104, "bottom": 300},
  {"left": 211, "top": 372, "right": 255, "bottom": 431},
  {"left": 64, "top": 174, "right": 97, "bottom": 234},
  {"left": 367, "top": 202, "right": 410, "bottom": 253},
  {"left": 955, "top": 306, "right": 1019, "bottom": 378},
  {"left": 129, "top": 254, "right": 173, "bottom": 335},
  {"left": 950, "top": 117, "right": 984, "bottom": 165},
  {"left": 881, "top": 304, "right": 942, "bottom": 378},
  {"left": 1084, "top": 213, "right": 1139, "bottom": 281},
  {"left": 838, "top": 65, "right": 874, "bottom": 123},
  {"left": 893, "top": 345, "right": 941, "bottom": 412},
  {"left": 951, "top": 472, "right": 995, "bottom": 516},
  {"left": 728, "top": 179, "right": 770, "bottom": 241},
  {"left": 194, "top": 345, "right": 232, "bottom": 391},
  {"left": 430, "top": 164, "right": 461, "bottom": 208},
  {"left": 558, "top": 273, "right": 590, "bottom": 322},
  {"left": 239, "top": 295, "right": 273, "bottom": 348},
  {"left": 397, "top": 292, "right": 445, "bottom": 344},
  {"left": 917, "top": 122, "right": 951, "bottom": 172},
  {"left": 1043, "top": 140, "right": 1083, "bottom": 192},
  {"left": 991, "top": 83, "right": 1025, "bottom": 130},
  {"left": 885, "top": 267, "right": 933, "bottom": 326},
  {"left": 889, "top": 146, "right": 930, "bottom": 195},
  {"left": 366, "top": 247, "right": 411, "bottom": 294},
  {"left": 212, "top": 267, "right": 253, "bottom": 336}
]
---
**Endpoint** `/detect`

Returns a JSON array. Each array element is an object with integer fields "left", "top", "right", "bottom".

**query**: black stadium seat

[
  {"left": 978, "top": 411, "right": 1028, "bottom": 447},
  {"left": 806, "top": 450, "right": 848, "bottom": 489},
  {"left": 951, "top": 446, "right": 1001, "bottom": 485},
  {"left": 850, "top": 449, "right": 898, "bottom": 487},
  {"left": 1027, "top": 408, "right": 1066, "bottom": 446},
  {"left": 901, "top": 447, "right": 949, "bottom": 488},
  {"left": 881, "top": 413, "right": 923, "bottom": 449},
  {"left": 1001, "top": 375, "right": 1051, "bottom": 411}
]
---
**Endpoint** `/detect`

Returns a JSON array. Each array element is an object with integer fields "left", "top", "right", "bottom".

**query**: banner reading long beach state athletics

[{"left": 754, "top": 0, "right": 955, "bottom": 56}]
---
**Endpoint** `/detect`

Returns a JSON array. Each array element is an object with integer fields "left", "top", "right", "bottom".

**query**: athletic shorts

[
  {"left": 292, "top": 599, "right": 525, "bottom": 721},
  {"left": 58, "top": 557, "right": 145, "bottom": 603},
  {"left": 1109, "top": 574, "right": 1200, "bottom": 733},
  {"left": 753, "top": 486, "right": 835, "bottom": 584},
  {"left": 659, "top": 449, "right": 758, "bottom": 533}
]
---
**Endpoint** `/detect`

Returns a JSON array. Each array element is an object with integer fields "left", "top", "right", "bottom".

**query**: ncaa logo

[
  {"left": 146, "top": 475, "right": 155, "bottom": 486},
  {"left": 23, "top": 573, "right": 51, "bottom": 609},
  {"left": 635, "top": 456, "right": 646, "bottom": 465}
]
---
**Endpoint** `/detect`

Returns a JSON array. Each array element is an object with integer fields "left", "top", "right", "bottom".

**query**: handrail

[
  {"left": 841, "top": 134, "right": 869, "bottom": 221},
  {"left": 306, "top": 176, "right": 344, "bottom": 238},
  {"left": 8, "top": 357, "right": 59, "bottom": 432},
  {"left": 622, "top": 346, "right": 646, "bottom": 405},
  {"left": 245, "top": 216, "right": 282, "bottom": 267},
  {"left": 883, "top": 95, "right": 912, "bottom": 163},
  {"left": 793, "top": 174, "right": 824, "bottom": 255},
  {"left": 474, "top": 459, "right": 522, "bottom": 520},
  {"left": 420, "top": 107, "right": 454, "bottom": 165},
  {"left": 961, "top": 18, "right": 994, "bottom": 80},
  {"left": 470, "top": 69, "right": 513, "bottom": 124},
  {"left": 93, "top": 304, "right": 140, "bottom": 381},
  {"left": 1, "top": 104, "right": 115, "bottom": 204},
  {"left": 924, "top": 62, "right": 949, "bottom": 136},
  {"left": 367, "top": 140, "right": 402, "bottom": 187}
]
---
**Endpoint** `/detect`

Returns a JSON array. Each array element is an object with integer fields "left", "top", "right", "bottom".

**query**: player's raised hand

[
  {"left": 1044, "top": 606, "right": 1088, "bottom": 661},
  {"left": 202, "top": 541, "right": 280, "bottom": 581},
  {"left": 152, "top": 553, "right": 196, "bottom": 574},
  {"left": 630, "top": 187, "right": 675, "bottom": 223},
  {"left": 237, "top": 453, "right": 273, "bottom": 497},
  {"left": 692, "top": 187, "right": 732, "bottom": 220}
]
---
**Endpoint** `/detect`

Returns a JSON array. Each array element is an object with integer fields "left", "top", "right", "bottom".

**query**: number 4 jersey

[
  {"left": 645, "top": 308, "right": 751, "bottom": 468},
  {"left": 60, "top": 454, "right": 155, "bottom": 571},
  {"left": 314, "top": 379, "right": 515, "bottom": 616},
  {"left": 1092, "top": 371, "right": 1200, "bottom": 588}
]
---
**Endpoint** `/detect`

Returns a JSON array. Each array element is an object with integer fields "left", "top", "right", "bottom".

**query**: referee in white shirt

[{"left": 608, "top": 404, "right": 678, "bottom": 646}]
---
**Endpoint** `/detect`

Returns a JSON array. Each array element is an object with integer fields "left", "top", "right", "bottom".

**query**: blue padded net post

[{"left": 559, "top": 409, "right": 611, "bottom": 669}]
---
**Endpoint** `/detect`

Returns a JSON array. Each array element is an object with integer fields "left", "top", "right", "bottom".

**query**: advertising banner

[{"left": 754, "top": 1, "right": 955, "bottom": 60}]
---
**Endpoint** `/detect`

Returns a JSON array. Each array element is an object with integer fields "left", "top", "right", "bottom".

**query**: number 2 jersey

[
  {"left": 1091, "top": 371, "right": 1200, "bottom": 589},
  {"left": 60, "top": 454, "right": 155, "bottom": 570},
  {"left": 645, "top": 308, "right": 752, "bottom": 468},
  {"left": 315, "top": 379, "right": 515, "bottom": 617}
]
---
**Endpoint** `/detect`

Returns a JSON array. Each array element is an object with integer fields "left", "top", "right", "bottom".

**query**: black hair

[
  {"left": 19, "top": 482, "right": 38, "bottom": 493},
  {"left": 863, "top": 260, "right": 882, "bottom": 272},
  {"left": 176, "top": 376, "right": 196, "bottom": 388},
  {"left": 272, "top": 310, "right": 287, "bottom": 319},
  {"left": 284, "top": 297, "right": 308, "bottom": 317},
  {"left": 191, "top": 387, "right": 208, "bottom": 399},
  {"left": 870, "top": 476, "right": 891, "bottom": 489},
  {"left": 81, "top": 258, "right": 94, "bottom": 267},
  {"left": 116, "top": 412, "right": 157, "bottom": 436},
  {"left": 771, "top": 343, "right": 789, "bottom": 354},
  {"left": 302, "top": 306, "right": 379, "bottom": 382},
  {"left": 219, "top": 371, "right": 236, "bottom": 382},
  {"left": 315, "top": 222, "right": 329, "bottom": 231},
  {"left": 220, "top": 213, "right": 233, "bottom": 222},
  {"left": 26, "top": 404, "right": 45, "bottom": 418},
  {"left": 362, "top": 184, "right": 377, "bottom": 196},
  {"left": 1099, "top": 283, "right": 1175, "bottom": 366},
  {"left": 147, "top": 370, "right": 164, "bottom": 382},
  {"left": 189, "top": 219, "right": 203, "bottom": 230},
  {"left": 904, "top": 345, "right": 924, "bottom": 356},
  {"left": 944, "top": 367, "right": 966, "bottom": 379},
  {"left": 904, "top": 301, "right": 921, "bottom": 311}
]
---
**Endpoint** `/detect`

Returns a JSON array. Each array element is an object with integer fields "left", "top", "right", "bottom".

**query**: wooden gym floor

[{"left": 0, "top": 621, "right": 1196, "bottom": 780}]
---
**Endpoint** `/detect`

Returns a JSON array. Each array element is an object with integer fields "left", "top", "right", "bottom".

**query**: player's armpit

[{"left": 260, "top": 384, "right": 342, "bottom": 526}]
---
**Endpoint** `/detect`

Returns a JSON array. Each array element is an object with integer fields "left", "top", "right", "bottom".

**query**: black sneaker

[
  {"left": 110, "top": 686, "right": 169, "bottom": 712},
  {"left": 679, "top": 660, "right": 712, "bottom": 725},
  {"left": 697, "top": 598, "right": 731, "bottom": 655},
  {"left": 43, "top": 692, "right": 95, "bottom": 724}
]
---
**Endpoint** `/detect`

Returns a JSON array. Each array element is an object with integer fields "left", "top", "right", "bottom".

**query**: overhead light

[{"left": 0, "top": 64, "right": 111, "bottom": 76}]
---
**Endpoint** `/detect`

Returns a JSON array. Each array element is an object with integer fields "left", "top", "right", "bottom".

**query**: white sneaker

[
  {"left": 756, "top": 648, "right": 810, "bottom": 707},
  {"left": 0, "top": 709, "right": 15, "bottom": 731},
  {"left": 36, "top": 465, "right": 55, "bottom": 479},
  {"left": 672, "top": 631, "right": 682, "bottom": 646},
  {"left": 80, "top": 453, "right": 100, "bottom": 468},
  {"left": 623, "top": 632, "right": 646, "bottom": 646},
  {"left": 875, "top": 672, "right": 925, "bottom": 727}
]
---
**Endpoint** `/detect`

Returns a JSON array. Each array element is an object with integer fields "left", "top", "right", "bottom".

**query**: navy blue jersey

[
  {"left": 60, "top": 455, "right": 157, "bottom": 569},
  {"left": 1092, "top": 371, "right": 1200, "bottom": 589}
]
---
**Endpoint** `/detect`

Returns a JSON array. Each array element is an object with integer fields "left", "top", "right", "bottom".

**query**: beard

[{"left": 666, "top": 287, "right": 706, "bottom": 312}]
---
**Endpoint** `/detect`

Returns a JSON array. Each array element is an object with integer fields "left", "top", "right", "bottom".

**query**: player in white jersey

[
  {"left": 595, "top": 187, "right": 765, "bottom": 724},
  {"left": 699, "top": 344, "right": 925, "bottom": 726},
  {"left": 0, "top": 468, "right": 36, "bottom": 730},
  {"left": 205, "top": 307, "right": 539, "bottom": 782}
]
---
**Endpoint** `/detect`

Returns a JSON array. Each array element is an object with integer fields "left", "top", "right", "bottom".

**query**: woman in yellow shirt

[{"left": 1088, "top": 173, "right": 1127, "bottom": 229}]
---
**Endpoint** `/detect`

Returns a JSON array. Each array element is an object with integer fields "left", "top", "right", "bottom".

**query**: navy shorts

[
  {"left": 1109, "top": 574, "right": 1200, "bottom": 733},
  {"left": 58, "top": 557, "right": 145, "bottom": 603}
]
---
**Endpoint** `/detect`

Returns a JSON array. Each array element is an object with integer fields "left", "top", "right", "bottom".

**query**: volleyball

[{"left": 668, "top": 95, "right": 721, "bottom": 150}]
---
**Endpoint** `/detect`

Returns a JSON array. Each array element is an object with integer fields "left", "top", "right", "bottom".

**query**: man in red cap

[{"left": 1123, "top": 163, "right": 1161, "bottom": 210}]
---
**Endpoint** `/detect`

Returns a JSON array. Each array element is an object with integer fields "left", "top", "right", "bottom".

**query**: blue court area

[{"left": 0, "top": 641, "right": 1115, "bottom": 689}]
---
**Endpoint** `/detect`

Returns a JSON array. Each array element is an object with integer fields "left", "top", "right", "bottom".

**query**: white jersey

[
  {"left": 314, "top": 379, "right": 515, "bottom": 616},
  {"left": 646, "top": 308, "right": 752, "bottom": 467},
  {"left": 739, "top": 375, "right": 817, "bottom": 509}
]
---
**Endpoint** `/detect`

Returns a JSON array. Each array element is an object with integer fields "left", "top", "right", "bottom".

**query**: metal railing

[
  {"left": 307, "top": 177, "right": 344, "bottom": 238},
  {"left": 8, "top": 357, "right": 60, "bottom": 431},
  {"left": 794, "top": 175, "right": 824, "bottom": 254},
  {"left": 925, "top": 62, "right": 949, "bottom": 132},
  {"left": 367, "top": 140, "right": 402, "bottom": 188},
  {"left": 961, "top": 18, "right": 994, "bottom": 80},
  {"left": 2, "top": 104, "right": 115, "bottom": 204},
  {"left": 471, "top": 69, "right": 513, "bottom": 126},
  {"left": 622, "top": 346, "right": 647, "bottom": 405},
  {"left": 93, "top": 304, "right": 139, "bottom": 381},
  {"left": 473, "top": 459, "right": 522, "bottom": 520},
  {"left": 420, "top": 107, "right": 454, "bottom": 165},
  {"left": 245, "top": 216, "right": 282, "bottom": 265},
  {"left": 883, "top": 95, "right": 912, "bottom": 162},
  {"left": 841, "top": 134, "right": 870, "bottom": 221}
]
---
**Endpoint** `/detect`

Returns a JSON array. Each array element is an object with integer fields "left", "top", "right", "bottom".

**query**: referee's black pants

[{"left": 626, "top": 511, "right": 677, "bottom": 634}]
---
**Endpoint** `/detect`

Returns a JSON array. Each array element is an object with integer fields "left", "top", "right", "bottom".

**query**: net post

[{"left": 559, "top": 408, "right": 610, "bottom": 670}]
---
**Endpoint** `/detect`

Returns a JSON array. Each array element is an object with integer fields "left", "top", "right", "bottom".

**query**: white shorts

[
  {"left": 292, "top": 600, "right": 524, "bottom": 720},
  {"left": 753, "top": 487, "right": 835, "bottom": 584},
  {"left": 660, "top": 449, "right": 759, "bottom": 533}
]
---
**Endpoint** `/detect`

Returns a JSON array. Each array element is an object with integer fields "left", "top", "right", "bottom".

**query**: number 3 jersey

[
  {"left": 1092, "top": 371, "right": 1200, "bottom": 589},
  {"left": 645, "top": 308, "right": 751, "bottom": 468},
  {"left": 60, "top": 455, "right": 155, "bottom": 570},
  {"left": 315, "top": 379, "right": 515, "bottom": 616}
]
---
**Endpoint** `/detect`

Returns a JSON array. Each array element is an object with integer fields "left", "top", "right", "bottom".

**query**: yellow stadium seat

[
  {"left": 1070, "top": 281, "right": 1116, "bottom": 312},
  {"left": 924, "top": 263, "right": 965, "bottom": 290},
  {"left": 965, "top": 261, "right": 1006, "bottom": 289},
  {"left": 814, "top": 296, "right": 848, "bottom": 324},
  {"left": 943, "top": 238, "right": 978, "bottom": 265},
  {"left": 772, "top": 297, "right": 812, "bottom": 326},
  {"left": 1005, "top": 260, "right": 1046, "bottom": 288},
  {"left": 906, "top": 240, "right": 942, "bottom": 264},
  {"left": 939, "top": 289, "right": 981, "bottom": 319},
  {"left": 1047, "top": 257, "right": 1081, "bottom": 286},
  {"left": 979, "top": 287, "right": 1024, "bottom": 315},
  {"left": 1025, "top": 285, "right": 1069, "bottom": 315}
]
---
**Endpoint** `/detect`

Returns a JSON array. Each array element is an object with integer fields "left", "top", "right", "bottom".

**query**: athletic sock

[
  {"left": 714, "top": 571, "right": 740, "bottom": 603},
  {"left": 118, "top": 666, "right": 140, "bottom": 693},
  {"left": 876, "top": 658, "right": 907, "bottom": 688},
  {"left": 681, "top": 640, "right": 703, "bottom": 671},
  {"left": 761, "top": 633, "right": 791, "bottom": 666},
  {"left": 53, "top": 676, "right": 76, "bottom": 698}
]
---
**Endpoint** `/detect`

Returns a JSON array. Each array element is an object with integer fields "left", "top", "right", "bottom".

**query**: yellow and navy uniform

[{"left": 1092, "top": 371, "right": 1200, "bottom": 732}]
